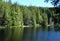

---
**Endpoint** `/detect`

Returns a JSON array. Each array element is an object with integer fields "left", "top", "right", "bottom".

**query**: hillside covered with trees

[{"left": 0, "top": 0, "right": 58, "bottom": 28}]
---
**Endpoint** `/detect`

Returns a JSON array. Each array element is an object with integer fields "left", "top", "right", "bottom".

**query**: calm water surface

[{"left": 22, "top": 27, "right": 60, "bottom": 41}]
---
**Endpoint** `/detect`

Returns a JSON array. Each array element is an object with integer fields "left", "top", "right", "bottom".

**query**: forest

[{"left": 0, "top": 0, "right": 60, "bottom": 41}]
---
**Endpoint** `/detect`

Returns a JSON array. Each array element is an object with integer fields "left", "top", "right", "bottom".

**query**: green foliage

[{"left": 37, "top": 8, "right": 43, "bottom": 24}]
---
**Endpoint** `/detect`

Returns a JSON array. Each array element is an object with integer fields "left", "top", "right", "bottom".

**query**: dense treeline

[
  {"left": 0, "top": 0, "right": 53, "bottom": 28},
  {"left": 0, "top": 0, "right": 60, "bottom": 29},
  {"left": 0, "top": 0, "right": 60, "bottom": 41}
]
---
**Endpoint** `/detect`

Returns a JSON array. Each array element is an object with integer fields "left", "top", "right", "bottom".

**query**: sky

[{"left": 4, "top": 0, "right": 54, "bottom": 7}]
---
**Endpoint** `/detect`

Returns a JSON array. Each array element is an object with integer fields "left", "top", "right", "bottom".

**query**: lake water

[
  {"left": 22, "top": 27, "right": 60, "bottom": 41},
  {"left": 0, "top": 27, "right": 60, "bottom": 41}
]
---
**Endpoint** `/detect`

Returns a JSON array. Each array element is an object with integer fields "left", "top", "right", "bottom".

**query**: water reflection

[
  {"left": 22, "top": 27, "right": 60, "bottom": 41},
  {"left": 0, "top": 29, "right": 5, "bottom": 41},
  {"left": 0, "top": 27, "right": 60, "bottom": 41},
  {"left": 22, "top": 27, "right": 34, "bottom": 41}
]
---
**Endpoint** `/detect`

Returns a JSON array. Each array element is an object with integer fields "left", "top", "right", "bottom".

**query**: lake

[
  {"left": 0, "top": 27, "right": 60, "bottom": 41},
  {"left": 22, "top": 27, "right": 60, "bottom": 41}
]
